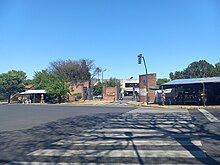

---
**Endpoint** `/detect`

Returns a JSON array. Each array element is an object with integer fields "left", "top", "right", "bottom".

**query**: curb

[
  {"left": 67, "top": 101, "right": 114, "bottom": 105},
  {"left": 126, "top": 102, "right": 220, "bottom": 110}
]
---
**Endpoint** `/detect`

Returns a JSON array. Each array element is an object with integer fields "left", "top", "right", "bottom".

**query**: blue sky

[{"left": 0, "top": 0, "right": 219, "bottom": 79}]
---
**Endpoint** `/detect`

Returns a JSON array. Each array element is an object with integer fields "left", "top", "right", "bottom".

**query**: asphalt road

[
  {"left": 0, "top": 104, "right": 134, "bottom": 132},
  {"left": 0, "top": 104, "right": 219, "bottom": 165}
]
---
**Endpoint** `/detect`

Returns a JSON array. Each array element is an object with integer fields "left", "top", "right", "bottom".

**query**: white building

[{"left": 120, "top": 79, "right": 139, "bottom": 96}]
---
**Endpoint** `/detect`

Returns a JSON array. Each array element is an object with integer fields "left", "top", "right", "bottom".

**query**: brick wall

[
  {"left": 69, "top": 80, "right": 89, "bottom": 101},
  {"left": 103, "top": 86, "right": 119, "bottom": 101},
  {"left": 139, "top": 73, "right": 156, "bottom": 103}
]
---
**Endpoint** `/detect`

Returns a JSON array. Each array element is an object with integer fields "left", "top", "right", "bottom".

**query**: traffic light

[{"left": 138, "top": 54, "right": 142, "bottom": 64}]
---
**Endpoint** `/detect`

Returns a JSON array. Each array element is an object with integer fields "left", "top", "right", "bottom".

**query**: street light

[
  {"left": 130, "top": 77, "right": 135, "bottom": 101},
  {"left": 102, "top": 69, "right": 107, "bottom": 99},
  {"left": 102, "top": 69, "right": 107, "bottom": 83},
  {"left": 137, "top": 54, "right": 148, "bottom": 104}
]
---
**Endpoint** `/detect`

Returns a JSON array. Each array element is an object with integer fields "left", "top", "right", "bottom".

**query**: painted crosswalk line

[
  {"left": 53, "top": 139, "right": 202, "bottom": 146},
  {"left": 198, "top": 109, "right": 220, "bottom": 122},
  {"left": 28, "top": 149, "right": 206, "bottom": 158},
  {"left": 7, "top": 110, "right": 207, "bottom": 165},
  {"left": 6, "top": 162, "right": 193, "bottom": 165}
]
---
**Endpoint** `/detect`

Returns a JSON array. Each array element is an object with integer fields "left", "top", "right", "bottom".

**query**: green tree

[
  {"left": 104, "top": 77, "right": 121, "bottom": 88},
  {"left": 24, "top": 79, "right": 33, "bottom": 86},
  {"left": 32, "top": 70, "right": 70, "bottom": 103},
  {"left": 157, "top": 78, "right": 170, "bottom": 86},
  {"left": 170, "top": 60, "right": 216, "bottom": 80},
  {"left": 32, "top": 70, "right": 50, "bottom": 89},
  {"left": 45, "top": 74, "right": 70, "bottom": 104},
  {"left": 93, "top": 82, "right": 103, "bottom": 96},
  {"left": 94, "top": 67, "right": 102, "bottom": 81},
  {"left": 0, "top": 70, "right": 26, "bottom": 103},
  {"left": 184, "top": 60, "right": 215, "bottom": 78},
  {"left": 214, "top": 62, "right": 220, "bottom": 76}
]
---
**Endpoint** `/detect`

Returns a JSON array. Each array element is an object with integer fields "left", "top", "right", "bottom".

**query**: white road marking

[
  {"left": 28, "top": 149, "right": 206, "bottom": 158},
  {"left": 53, "top": 139, "right": 202, "bottom": 146},
  {"left": 79, "top": 133, "right": 165, "bottom": 137},
  {"left": 85, "top": 128, "right": 159, "bottom": 133},
  {"left": 6, "top": 162, "right": 193, "bottom": 165},
  {"left": 198, "top": 109, "right": 220, "bottom": 122},
  {"left": 9, "top": 111, "right": 205, "bottom": 165}
]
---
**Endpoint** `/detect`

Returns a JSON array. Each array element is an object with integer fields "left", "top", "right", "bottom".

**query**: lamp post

[
  {"left": 138, "top": 54, "right": 148, "bottom": 104},
  {"left": 102, "top": 69, "right": 107, "bottom": 83},
  {"left": 102, "top": 69, "right": 107, "bottom": 99},
  {"left": 130, "top": 77, "right": 135, "bottom": 101}
]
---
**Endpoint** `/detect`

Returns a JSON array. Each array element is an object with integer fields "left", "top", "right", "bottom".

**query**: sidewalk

[
  {"left": 65, "top": 100, "right": 114, "bottom": 105},
  {"left": 0, "top": 102, "right": 8, "bottom": 105},
  {"left": 126, "top": 101, "right": 220, "bottom": 110}
]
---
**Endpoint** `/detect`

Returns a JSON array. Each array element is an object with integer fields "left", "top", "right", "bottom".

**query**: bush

[
  {"left": 73, "top": 93, "right": 82, "bottom": 100},
  {"left": 0, "top": 95, "right": 6, "bottom": 101}
]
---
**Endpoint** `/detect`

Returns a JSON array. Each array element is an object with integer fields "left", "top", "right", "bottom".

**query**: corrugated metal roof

[
  {"left": 20, "top": 90, "right": 46, "bottom": 95},
  {"left": 162, "top": 77, "right": 220, "bottom": 86}
]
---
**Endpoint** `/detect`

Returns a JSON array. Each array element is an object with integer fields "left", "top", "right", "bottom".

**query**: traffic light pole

[{"left": 138, "top": 54, "right": 148, "bottom": 104}]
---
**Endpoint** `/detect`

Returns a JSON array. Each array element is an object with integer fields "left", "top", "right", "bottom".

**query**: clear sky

[{"left": 0, "top": 0, "right": 219, "bottom": 79}]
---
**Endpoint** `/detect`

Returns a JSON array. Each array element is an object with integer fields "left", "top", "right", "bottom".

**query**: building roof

[
  {"left": 20, "top": 90, "right": 46, "bottom": 95},
  {"left": 162, "top": 77, "right": 220, "bottom": 87}
]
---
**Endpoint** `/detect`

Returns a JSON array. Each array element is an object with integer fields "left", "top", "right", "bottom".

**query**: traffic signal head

[{"left": 138, "top": 54, "right": 142, "bottom": 64}]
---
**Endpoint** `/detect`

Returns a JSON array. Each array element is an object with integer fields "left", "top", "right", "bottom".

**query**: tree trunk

[
  {"left": 58, "top": 95, "right": 61, "bottom": 104},
  {"left": 7, "top": 94, "right": 11, "bottom": 103}
]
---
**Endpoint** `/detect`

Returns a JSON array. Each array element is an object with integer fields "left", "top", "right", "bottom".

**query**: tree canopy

[
  {"left": 104, "top": 77, "right": 121, "bottom": 88},
  {"left": 170, "top": 60, "right": 220, "bottom": 80},
  {"left": 156, "top": 78, "right": 170, "bottom": 86},
  {"left": 0, "top": 70, "right": 26, "bottom": 103},
  {"left": 93, "top": 81, "right": 103, "bottom": 96},
  {"left": 32, "top": 70, "right": 70, "bottom": 103},
  {"left": 49, "top": 59, "right": 94, "bottom": 82}
]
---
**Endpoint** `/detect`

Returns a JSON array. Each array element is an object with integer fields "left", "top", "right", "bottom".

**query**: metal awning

[
  {"left": 162, "top": 77, "right": 220, "bottom": 86},
  {"left": 20, "top": 90, "right": 46, "bottom": 95},
  {"left": 160, "top": 77, "right": 220, "bottom": 89}
]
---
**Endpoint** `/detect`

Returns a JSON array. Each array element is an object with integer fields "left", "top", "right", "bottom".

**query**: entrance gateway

[{"left": 160, "top": 77, "right": 220, "bottom": 105}]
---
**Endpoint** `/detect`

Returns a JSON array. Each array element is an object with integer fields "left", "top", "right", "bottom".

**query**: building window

[{"left": 125, "top": 83, "right": 139, "bottom": 88}]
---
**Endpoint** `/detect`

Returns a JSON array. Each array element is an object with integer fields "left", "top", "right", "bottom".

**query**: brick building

[
  {"left": 102, "top": 86, "right": 119, "bottom": 101},
  {"left": 139, "top": 73, "right": 157, "bottom": 103},
  {"left": 68, "top": 80, "right": 90, "bottom": 101}
]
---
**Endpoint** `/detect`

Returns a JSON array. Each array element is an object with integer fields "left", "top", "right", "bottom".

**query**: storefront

[{"left": 161, "top": 77, "right": 220, "bottom": 105}]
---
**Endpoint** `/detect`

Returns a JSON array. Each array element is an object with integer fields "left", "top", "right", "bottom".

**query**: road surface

[{"left": 0, "top": 104, "right": 219, "bottom": 164}]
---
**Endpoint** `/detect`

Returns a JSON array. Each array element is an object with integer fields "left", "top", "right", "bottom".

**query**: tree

[
  {"left": 32, "top": 70, "right": 70, "bottom": 103},
  {"left": 184, "top": 60, "right": 215, "bottom": 78},
  {"left": 93, "top": 82, "right": 103, "bottom": 96},
  {"left": 157, "top": 78, "right": 170, "bottom": 86},
  {"left": 45, "top": 74, "right": 70, "bottom": 104},
  {"left": 214, "top": 62, "right": 220, "bottom": 76},
  {"left": 94, "top": 67, "right": 102, "bottom": 81},
  {"left": 0, "top": 70, "right": 26, "bottom": 103},
  {"left": 104, "top": 77, "right": 121, "bottom": 88},
  {"left": 170, "top": 60, "right": 216, "bottom": 80},
  {"left": 49, "top": 59, "right": 94, "bottom": 82},
  {"left": 32, "top": 70, "right": 51, "bottom": 89}
]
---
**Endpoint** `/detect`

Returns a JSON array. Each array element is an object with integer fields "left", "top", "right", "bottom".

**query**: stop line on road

[
  {"left": 198, "top": 109, "right": 220, "bottom": 122},
  {"left": 7, "top": 108, "right": 207, "bottom": 165}
]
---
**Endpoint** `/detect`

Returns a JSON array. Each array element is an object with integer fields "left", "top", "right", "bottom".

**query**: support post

[{"left": 138, "top": 54, "right": 148, "bottom": 104}]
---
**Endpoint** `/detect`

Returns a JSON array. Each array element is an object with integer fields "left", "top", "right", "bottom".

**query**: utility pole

[
  {"left": 102, "top": 69, "right": 106, "bottom": 83},
  {"left": 138, "top": 54, "right": 148, "bottom": 104}
]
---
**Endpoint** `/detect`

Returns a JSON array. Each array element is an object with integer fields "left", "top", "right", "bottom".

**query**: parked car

[{"left": 95, "top": 95, "right": 103, "bottom": 99}]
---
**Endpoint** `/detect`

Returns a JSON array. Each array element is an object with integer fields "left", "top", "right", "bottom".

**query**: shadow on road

[{"left": 0, "top": 110, "right": 220, "bottom": 164}]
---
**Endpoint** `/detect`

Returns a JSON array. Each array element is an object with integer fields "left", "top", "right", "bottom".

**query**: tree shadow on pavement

[{"left": 0, "top": 110, "right": 220, "bottom": 165}]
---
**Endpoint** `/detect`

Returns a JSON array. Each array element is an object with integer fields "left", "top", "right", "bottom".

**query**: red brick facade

[
  {"left": 139, "top": 73, "right": 156, "bottom": 103},
  {"left": 68, "top": 80, "right": 90, "bottom": 101},
  {"left": 103, "top": 86, "right": 119, "bottom": 101}
]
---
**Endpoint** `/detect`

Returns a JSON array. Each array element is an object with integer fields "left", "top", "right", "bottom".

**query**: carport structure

[
  {"left": 161, "top": 77, "right": 220, "bottom": 105},
  {"left": 20, "top": 90, "right": 46, "bottom": 103}
]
